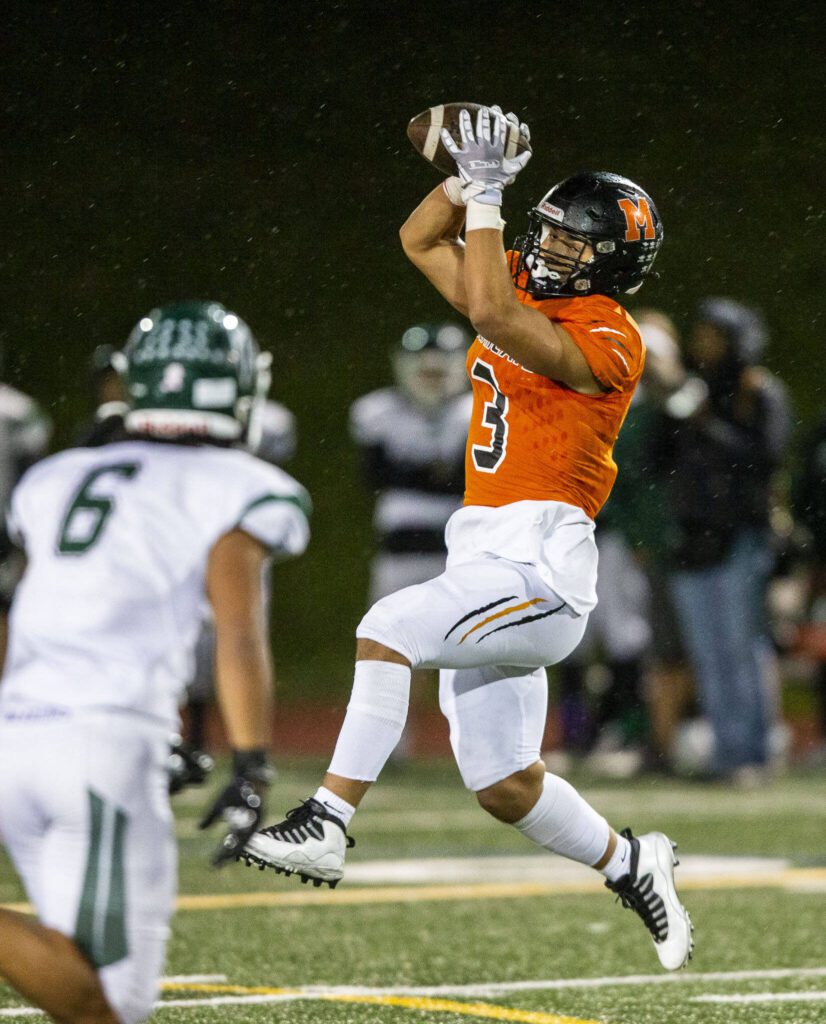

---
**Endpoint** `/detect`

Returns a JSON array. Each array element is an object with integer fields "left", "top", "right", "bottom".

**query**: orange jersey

[{"left": 464, "top": 268, "right": 644, "bottom": 520}]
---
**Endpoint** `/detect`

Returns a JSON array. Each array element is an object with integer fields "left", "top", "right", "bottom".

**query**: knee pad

[
  {"left": 348, "top": 661, "right": 410, "bottom": 730},
  {"left": 328, "top": 661, "right": 411, "bottom": 782}
]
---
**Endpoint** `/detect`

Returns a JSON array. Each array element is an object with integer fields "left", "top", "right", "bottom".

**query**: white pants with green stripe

[{"left": 0, "top": 708, "right": 175, "bottom": 1024}]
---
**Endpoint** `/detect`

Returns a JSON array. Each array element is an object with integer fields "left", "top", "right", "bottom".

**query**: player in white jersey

[
  {"left": 0, "top": 370, "right": 52, "bottom": 661},
  {"left": 76, "top": 342, "right": 299, "bottom": 768},
  {"left": 351, "top": 323, "right": 471, "bottom": 602},
  {"left": 0, "top": 302, "right": 310, "bottom": 1024}
]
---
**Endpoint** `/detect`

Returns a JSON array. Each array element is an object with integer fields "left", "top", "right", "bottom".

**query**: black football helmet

[{"left": 512, "top": 171, "right": 663, "bottom": 299}]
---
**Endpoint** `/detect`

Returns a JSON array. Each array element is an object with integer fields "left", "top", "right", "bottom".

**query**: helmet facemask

[{"left": 518, "top": 214, "right": 599, "bottom": 297}]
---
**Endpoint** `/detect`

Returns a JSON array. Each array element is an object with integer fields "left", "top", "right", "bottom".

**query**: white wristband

[
  {"left": 442, "top": 176, "right": 465, "bottom": 207},
  {"left": 465, "top": 198, "right": 506, "bottom": 232}
]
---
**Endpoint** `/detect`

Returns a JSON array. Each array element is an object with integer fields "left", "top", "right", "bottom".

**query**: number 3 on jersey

[
  {"left": 57, "top": 462, "right": 141, "bottom": 555},
  {"left": 471, "top": 358, "right": 509, "bottom": 473}
]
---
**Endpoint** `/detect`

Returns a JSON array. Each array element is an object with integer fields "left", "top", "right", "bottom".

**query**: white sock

[
  {"left": 513, "top": 772, "right": 611, "bottom": 868},
  {"left": 600, "top": 832, "right": 633, "bottom": 882},
  {"left": 313, "top": 786, "right": 356, "bottom": 827},
  {"left": 327, "top": 660, "right": 411, "bottom": 784}
]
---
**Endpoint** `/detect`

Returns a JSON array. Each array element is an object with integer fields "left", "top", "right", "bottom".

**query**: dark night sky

[{"left": 2, "top": 1, "right": 823, "bottom": 695}]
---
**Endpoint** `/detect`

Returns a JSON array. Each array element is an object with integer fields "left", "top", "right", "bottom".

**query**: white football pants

[
  {"left": 357, "top": 554, "right": 588, "bottom": 789},
  {"left": 0, "top": 708, "right": 175, "bottom": 1024}
]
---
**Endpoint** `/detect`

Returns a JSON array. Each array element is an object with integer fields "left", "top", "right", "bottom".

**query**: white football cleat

[
  {"left": 605, "top": 829, "right": 694, "bottom": 970},
  {"left": 239, "top": 798, "right": 354, "bottom": 888}
]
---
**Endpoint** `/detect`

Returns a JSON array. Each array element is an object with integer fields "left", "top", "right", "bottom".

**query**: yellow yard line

[
  {"left": 4, "top": 867, "right": 826, "bottom": 918},
  {"left": 158, "top": 981, "right": 598, "bottom": 1024},
  {"left": 325, "top": 993, "right": 600, "bottom": 1023},
  {"left": 171, "top": 867, "right": 826, "bottom": 910},
  {"left": 180, "top": 881, "right": 595, "bottom": 910},
  {"left": 162, "top": 981, "right": 301, "bottom": 996}
]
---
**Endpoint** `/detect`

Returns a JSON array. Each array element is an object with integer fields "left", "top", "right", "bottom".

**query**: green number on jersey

[{"left": 57, "top": 462, "right": 141, "bottom": 555}]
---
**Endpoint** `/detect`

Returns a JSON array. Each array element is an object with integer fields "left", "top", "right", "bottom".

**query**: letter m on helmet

[{"left": 617, "top": 197, "right": 656, "bottom": 242}]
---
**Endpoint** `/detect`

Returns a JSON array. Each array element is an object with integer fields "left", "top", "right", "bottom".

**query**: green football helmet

[
  {"left": 392, "top": 323, "right": 470, "bottom": 410},
  {"left": 121, "top": 301, "right": 272, "bottom": 444}
]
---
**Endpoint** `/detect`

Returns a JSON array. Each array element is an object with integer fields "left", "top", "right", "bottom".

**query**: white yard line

[
  {"left": 351, "top": 800, "right": 826, "bottom": 829},
  {"left": 304, "top": 967, "right": 826, "bottom": 997},
  {"left": 176, "top": 789, "right": 826, "bottom": 837},
  {"left": 351, "top": 792, "right": 826, "bottom": 824},
  {"left": 343, "top": 853, "right": 789, "bottom": 886},
  {"left": 161, "top": 974, "right": 228, "bottom": 983},
  {"left": 694, "top": 991, "right": 826, "bottom": 1004},
  {"left": 159, "top": 994, "right": 302, "bottom": 1008}
]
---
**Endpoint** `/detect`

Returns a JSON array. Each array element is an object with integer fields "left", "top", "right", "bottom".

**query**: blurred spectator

[
  {"left": 350, "top": 323, "right": 471, "bottom": 605},
  {"left": 555, "top": 310, "right": 692, "bottom": 776},
  {"left": 630, "top": 312, "right": 696, "bottom": 773},
  {"left": 350, "top": 323, "right": 471, "bottom": 760},
  {"left": 665, "top": 298, "right": 792, "bottom": 784},
  {"left": 0, "top": 362, "right": 52, "bottom": 664},
  {"left": 0, "top": 380, "right": 53, "bottom": 514},
  {"left": 791, "top": 413, "right": 826, "bottom": 759}
]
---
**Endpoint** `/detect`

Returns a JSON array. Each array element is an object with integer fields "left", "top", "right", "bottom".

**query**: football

[{"left": 406, "top": 102, "right": 532, "bottom": 177}]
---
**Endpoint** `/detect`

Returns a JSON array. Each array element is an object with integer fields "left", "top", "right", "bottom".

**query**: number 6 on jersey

[
  {"left": 470, "top": 358, "right": 509, "bottom": 473},
  {"left": 57, "top": 463, "right": 142, "bottom": 555}
]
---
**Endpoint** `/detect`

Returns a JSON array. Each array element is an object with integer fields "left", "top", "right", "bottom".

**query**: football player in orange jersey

[{"left": 243, "top": 107, "right": 693, "bottom": 971}]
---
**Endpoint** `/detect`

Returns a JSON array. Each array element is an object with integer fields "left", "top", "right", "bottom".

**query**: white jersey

[
  {"left": 349, "top": 388, "right": 471, "bottom": 543},
  {"left": 0, "top": 383, "right": 52, "bottom": 513},
  {"left": 1, "top": 440, "right": 310, "bottom": 727}
]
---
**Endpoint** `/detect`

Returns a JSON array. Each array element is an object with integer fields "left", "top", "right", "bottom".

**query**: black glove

[
  {"left": 198, "top": 749, "right": 275, "bottom": 867},
  {"left": 168, "top": 737, "right": 215, "bottom": 796}
]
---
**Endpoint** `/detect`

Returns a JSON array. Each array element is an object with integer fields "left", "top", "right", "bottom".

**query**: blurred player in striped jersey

[
  {"left": 352, "top": 322, "right": 471, "bottom": 605},
  {"left": 0, "top": 352, "right": 52, "bottom": 664},
  {"left": 350, "top": 321, "right": 471, "bottom": 761}
]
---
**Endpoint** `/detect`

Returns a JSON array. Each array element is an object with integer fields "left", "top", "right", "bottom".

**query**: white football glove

[
  {"left": 490, "top": 104, "right": 531, "bottom": 145},
  {"left": 441, "top": 106, "right": 531, "bottom": 207}
]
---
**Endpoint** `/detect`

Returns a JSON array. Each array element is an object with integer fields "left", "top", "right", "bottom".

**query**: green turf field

[{"left": 2, "top": 758, "right": 826, "bottom": 1023}]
